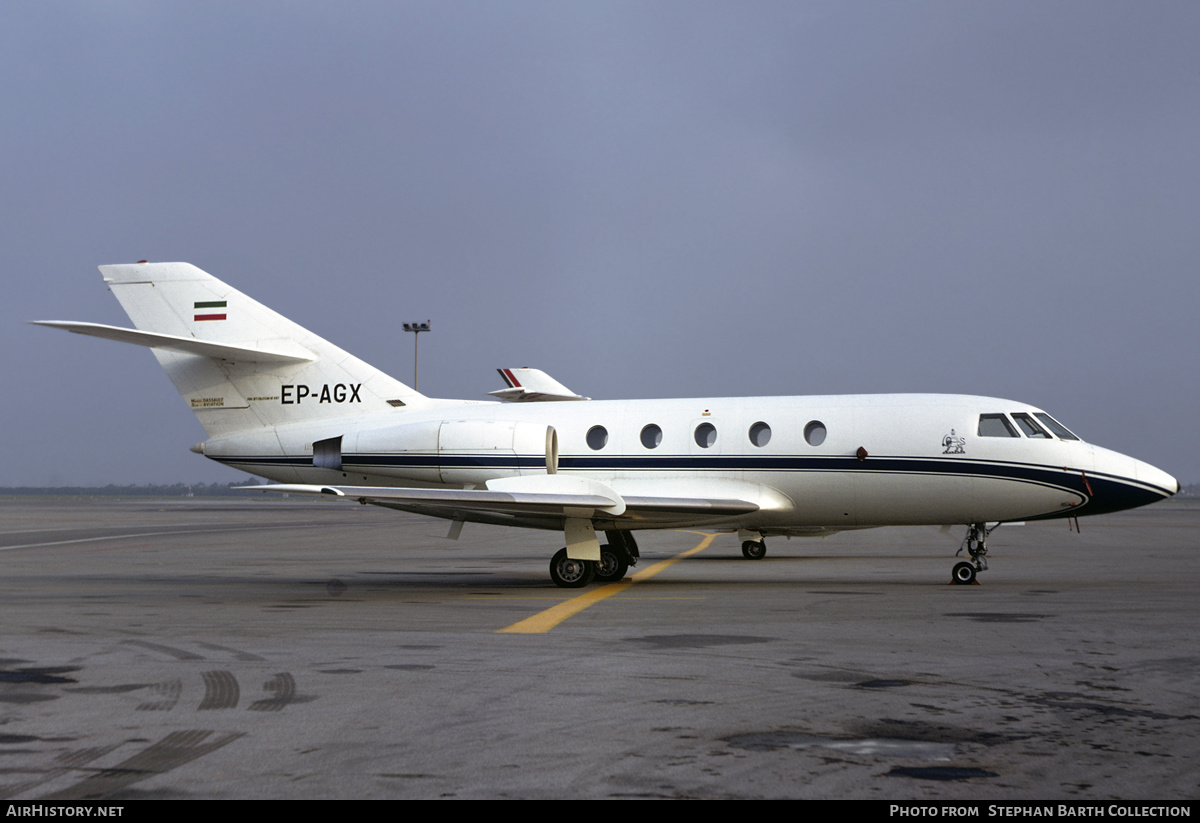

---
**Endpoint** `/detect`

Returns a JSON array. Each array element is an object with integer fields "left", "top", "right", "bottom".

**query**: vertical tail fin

[{"left": 85, "top": 262, "right": 425, "bottom": 436}]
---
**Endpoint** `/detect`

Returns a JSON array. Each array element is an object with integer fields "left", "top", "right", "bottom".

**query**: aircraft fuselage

[{"left": 200, "top": 392, "right": 1178, "bottom": 534}]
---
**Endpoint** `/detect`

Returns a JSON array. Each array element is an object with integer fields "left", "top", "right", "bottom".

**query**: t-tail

[{"left": 34, "top": 262, "right": 428, "bottom": 438}]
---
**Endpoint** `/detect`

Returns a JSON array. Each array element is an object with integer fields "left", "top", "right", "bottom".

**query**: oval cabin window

[
  {"left": 641, "top": 424, "right": 662, "bottom": 449},
  {"left": 694, "top": 423, "right": 717, "bottom": 448},
  {"left": 749, "top": 421, "right": 771, "bottom": 447},
  {"left": 804, "top": 420, "right": 826, "bottom": 447},
  {"left": 586, "top": 425, "right": 609, "bottom": 450}
]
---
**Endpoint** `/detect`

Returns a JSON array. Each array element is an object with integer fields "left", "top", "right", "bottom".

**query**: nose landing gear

[{"left": 951, "top": 522, "right": 992, "bottom": 585}]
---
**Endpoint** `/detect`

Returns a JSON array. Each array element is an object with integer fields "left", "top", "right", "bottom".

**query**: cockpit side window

[
  {"left": 1012, "top": 412, "right": 1052, "bottom": 438},
  {"left": 1034, "top": 412, "right": 1080, "bottom": 441},
  {"left": 978, "top": 414, "right": 1018, "bottom": 437}
]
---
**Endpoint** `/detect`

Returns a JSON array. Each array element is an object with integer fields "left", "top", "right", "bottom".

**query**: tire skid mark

[
  {"left": 0, "top": 744, "right": 120, "bottom": 800},
  {"left": 248, "top": 673, "right": 295, "bottom": 712},
  {"left": 198, "top": 670, "right": 239, "bottom": 710},
  {"left": 40, "top": 730, "right": 243, "bottom": 800},
  {"left": 195, "top": 642, "right": 266, "bottom": 662},
  {"left": 136, "top": 679, "right": 181, "bottom": 711},
  {"left": 1, "top": 519, "right": 338, "bottom": 552},
  {"left": 121, "top": 640, "right": 204, "bottom": 661}
]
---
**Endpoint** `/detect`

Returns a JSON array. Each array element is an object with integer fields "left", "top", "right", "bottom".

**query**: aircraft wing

[
  {"left": 247, "top": 483, "right": 626, "bottom": 514},
  {"left": 487, "top": 368, "right": 590, "bottom": 402},
  {"left": 242, "top": 479, "right": 759, "bottom": 529}
]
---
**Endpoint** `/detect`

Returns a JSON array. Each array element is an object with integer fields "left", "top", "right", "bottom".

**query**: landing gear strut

[{"left": 952, "top": 522, "right": 992, "bottom": 585}]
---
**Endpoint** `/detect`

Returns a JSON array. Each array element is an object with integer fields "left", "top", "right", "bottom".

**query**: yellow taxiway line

[{"left": 497, "top": 533, "right": 717, "bottom": 634}]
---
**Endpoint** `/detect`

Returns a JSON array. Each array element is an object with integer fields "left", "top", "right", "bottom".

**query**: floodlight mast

[{"left": 402, "top": 320, "right": 430, "bottom": 390}]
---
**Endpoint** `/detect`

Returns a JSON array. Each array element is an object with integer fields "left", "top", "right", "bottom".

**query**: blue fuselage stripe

[{"left": 210, "top": 452, "right": 1173, "bottom": 519}]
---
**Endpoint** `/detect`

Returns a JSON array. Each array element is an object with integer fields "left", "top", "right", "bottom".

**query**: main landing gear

[
  {"left": 741, "top": 540, "right": 766, "bottom": 559},
  {"left": 595, "top": 549, "right": 627, "bottom": 583},
  {"left": 549, "top": 548, "right": 595, "bottom": 588},
  {"left": 739, "top": 529, "right": 766, "bottom": 559},
  {"left": 951, "top": 522, "right": 992, "bottom": 585},
  {"left": 596, "top": 530, "right": 639, "bottom": 583},
  {"left": 549, "top": 531, "right": 640, "bottom": 588}
]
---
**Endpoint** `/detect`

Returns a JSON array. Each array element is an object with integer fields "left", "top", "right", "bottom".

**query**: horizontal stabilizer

[
  {"left": 31, "top": 321, "right": 316, "bottom": 364},
  {"left": 488, "top": 367, "right": 589, "bottom": 402}
]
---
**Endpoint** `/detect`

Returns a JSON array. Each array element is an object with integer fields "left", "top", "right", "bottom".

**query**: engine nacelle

[
  {"left": 343, "top": 419, "right": 557, "bottom": 485},
  {"left": 204, "top": 418, "right": 558, "bottom": 486}
]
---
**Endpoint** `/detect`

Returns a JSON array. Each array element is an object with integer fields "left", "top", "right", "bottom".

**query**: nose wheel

[
  {"left": 951, "top": 522, "right": 991, "bottom": 585},
  {"left": 951, "top": 561, "right": 977, "bottom": 584}
]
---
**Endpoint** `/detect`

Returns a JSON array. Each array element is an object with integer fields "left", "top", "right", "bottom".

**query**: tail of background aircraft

[{"left": 37, "top": 262, "right": 427, "bottom": 437}]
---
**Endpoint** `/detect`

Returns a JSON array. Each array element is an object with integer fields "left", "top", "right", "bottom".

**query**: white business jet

[{"left": 35, "top": 263, "right": 1179, "bottom": 588}]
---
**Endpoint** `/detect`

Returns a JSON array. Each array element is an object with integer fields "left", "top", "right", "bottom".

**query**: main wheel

[
  {"left": 952, "top": 561, "right": 977, "bottom": 585},
  {"left": 741, "top": 540, "right": 766, "bottom": 560},
  {"left": 594, "top": 545, "right": 629, "bottom": 583},
  {"left": 549, "top": 548, "right": 596, "bottom": 588}
]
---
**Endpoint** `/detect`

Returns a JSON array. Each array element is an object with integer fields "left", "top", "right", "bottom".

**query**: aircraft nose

[
  {"left": 1087, "top": 446, "right": 1179, "bottom": 515},
  {"left": 1137, "top": 459, "right": 1180, "bottom": 498}
]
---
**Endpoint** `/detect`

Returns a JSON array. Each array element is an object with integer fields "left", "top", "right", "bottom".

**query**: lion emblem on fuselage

[{"left": 942, "top": 429, "right": 966, "bottom": 454}]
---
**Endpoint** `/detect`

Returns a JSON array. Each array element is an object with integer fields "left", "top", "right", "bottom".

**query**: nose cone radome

[
  {"left": 1137, "top": 459, "right": 1180, "bottom": 499},
  {"left": 1088, "top": 446, "right": 1179, "bottom": 515}
]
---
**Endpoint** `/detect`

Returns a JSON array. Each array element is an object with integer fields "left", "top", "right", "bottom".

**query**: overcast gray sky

[{"left": 3, "top": 1, "right": 1197, "bottom": 487}]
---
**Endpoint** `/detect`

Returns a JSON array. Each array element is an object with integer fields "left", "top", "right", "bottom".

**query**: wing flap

[{"left": 622, "top": 496, "right": 760, "bottom": 516}]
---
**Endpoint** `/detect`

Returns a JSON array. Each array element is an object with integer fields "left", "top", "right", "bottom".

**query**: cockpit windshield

[
  {"left": 978, "top": 414, "right": 1018, "bottom": 437},
  {"left": 1033, "top": 412, "right": 1080, "bottom": 441},
  {"left": 1012, "top": 413, "right": 1051, "bottom": 438},
  {"left": 977, "top": 411, "right": 1082, "bottom": 441}
]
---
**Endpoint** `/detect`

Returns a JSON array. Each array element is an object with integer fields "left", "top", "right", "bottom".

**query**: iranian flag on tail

[{"left": 194, "top": 300, "right": 227, "bottom": 321}]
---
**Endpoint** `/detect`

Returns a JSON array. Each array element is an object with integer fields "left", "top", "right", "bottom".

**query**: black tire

[
  {"left": 952, "top": 561, "right": 977, "bottom": 585},
  {"left": 550, "top": 548, "right": 595, "bottom": 588},
  {"left": 594, "top": 545, "right": 629, "bottom": 583},
  {"left": 741, "top": 540, "right": 766, "bottom": 560}
]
